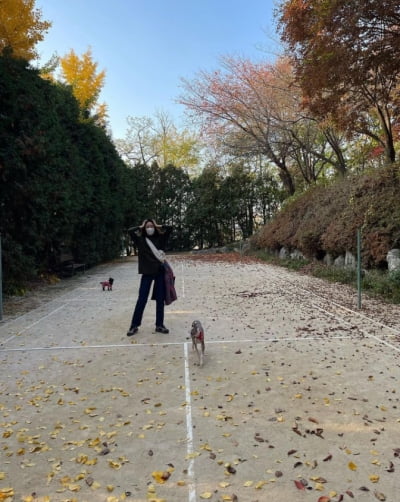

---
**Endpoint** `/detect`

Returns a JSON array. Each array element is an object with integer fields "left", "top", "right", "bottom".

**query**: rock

[
  {"left": 279, "top": 247, "right": 289, "bottom": 259},
  {"left": 290, "top": 249, "right": 305, "bottom": 260},
  {"left": 334, "top": 255, "right": 345, "bottom": 267},
  {"left": 387, "top": 249, "right": 400, "bottom": 272},
  {"left": 241, "top": 240, "right": 251, "bottom": 253},
  {"left": 345, "top": 251, "right": 357, "bottom": 268}
]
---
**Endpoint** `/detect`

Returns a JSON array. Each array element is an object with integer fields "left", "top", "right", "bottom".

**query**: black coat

[{"left": 128, "top": 226, "right": 172, "bottom": 275}]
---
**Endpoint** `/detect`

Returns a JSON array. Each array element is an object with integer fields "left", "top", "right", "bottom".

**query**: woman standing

[{"left": 126, "top": 219, "right": 172, "bottom": 336}]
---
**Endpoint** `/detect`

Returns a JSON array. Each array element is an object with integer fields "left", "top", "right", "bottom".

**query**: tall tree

[
  {"left": 116, "top": 116, "right": 158, "bottom": 165},
  {"left": 220, "top": 163, "right": 256, "bottom": 239},
  {"left": 0, "top": 52, "right": 125, "bottom": 290},
  {"left": 0, "top": 0, "right": 51, "bottom": 60},
  {"left": 153, "top": 110, "right": 199, "bottom": 170},
  {"left": 278, "top": 0, "right": 400, "bottom": 163},
  {"left": 179, "top": 56, "right": 300, "bottom": 195},
  {"left": 186, "top": 165, "right": 223, "bottom": 248},
  {"left": 153, "top": 163, "right": 192, "bottom": 249},
  {"left": 115, "top": 112, "right": 199, "bottom": 171},
  {"left": 59, "top": 47, "right": 107, "bottom": 126}
]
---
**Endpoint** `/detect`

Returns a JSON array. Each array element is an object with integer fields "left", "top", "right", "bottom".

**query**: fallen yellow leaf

[
  {"left": 152, "top": 470, "right": 171, "bottom": 484},
  {"left": 88, "top": 437, "right": 101, "bottom": 447},
  {"left": 369, "top": 474, "right": 380, "bottom": 483},
  {"left": 348, "top": 461, "right": 357, "bottom": 471},
  {"left": 67, "top": 483, "right": 81, "bottom": 492},
  {"left": 200, "top": 493, "right": 213, "bottom": 499},
  {"left": 0, "top": 488, "right": 15, "bottom": 500},
  {"left": 255, "top": 480, "right": 267, "bottom": 489}
]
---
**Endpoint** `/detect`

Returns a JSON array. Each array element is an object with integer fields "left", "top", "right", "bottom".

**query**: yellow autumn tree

[
  {"left": 0, "top": 0, "right": 51, "bottom": 60},
  {"left": 59, "top": 47, "right": 107, "bottom": 126}
]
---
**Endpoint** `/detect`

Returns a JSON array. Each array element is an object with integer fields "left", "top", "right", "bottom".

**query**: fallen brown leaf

[{"left": 294, "top": 479, "right": 306, "bottom": 490}]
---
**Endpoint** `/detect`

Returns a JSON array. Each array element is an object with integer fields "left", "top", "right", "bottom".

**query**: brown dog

[
  {"left": 190, "top": 320, "right": 205, "bottom": 367},
  {"left": 100, "top": 277, "right": 114, "bottom": 291}
]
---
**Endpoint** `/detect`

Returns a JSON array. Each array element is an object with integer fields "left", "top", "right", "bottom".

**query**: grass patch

[
  {"left": 362, "top": 269, "right": 400, "bottom": 303},
  {"left": 311, "top": 263, "right": 357, "bottom": 284}
]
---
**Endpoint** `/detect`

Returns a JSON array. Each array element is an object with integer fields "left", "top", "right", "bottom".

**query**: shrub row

[{"left": 252, "top": 166, "right": 400, "bottom": 269}]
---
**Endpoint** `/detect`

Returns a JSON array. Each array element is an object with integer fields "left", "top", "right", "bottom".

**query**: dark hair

[{"left": 141, "top": 219, "right": 159, "bottom": 236}]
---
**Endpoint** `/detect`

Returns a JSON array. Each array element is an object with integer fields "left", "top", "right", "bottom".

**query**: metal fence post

[
  {"left": 357, "top": 228, "right": 362, "bottom": 309},
  {"left": 0, "top": 233, "right": 3, "bottom": 320}
]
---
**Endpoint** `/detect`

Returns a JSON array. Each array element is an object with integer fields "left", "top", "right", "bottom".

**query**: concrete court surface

[{"left": 0, "top": 254, "right": 400, "bottom": 502}]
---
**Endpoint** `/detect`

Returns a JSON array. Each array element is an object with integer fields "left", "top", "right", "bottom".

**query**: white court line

[
  {"left": 0, "top": 335, "right": 360, "bottom": 353},
  {"left": 312, "top": 303, "right": 400, "bottom": 354},
  {"left": 0, "top": 305, "right": 66, "bottom": 346},
  {"left": 184, "top": 342, "right": 196, "bottom": 502},
  {"left": 295, "top": 283, "right": 400, "bottom": 335},
  {"left": 261, "top": 274, "right": 400, "bottom": 355},
  {"left": 331, "top": 299, "right": 400, "bottom": 334},
  {"left": 0, "top": 286, "right": 91, "bottom": 327},
  {"left": 283, "top": 281, "right": 400, "bottom": 339}
]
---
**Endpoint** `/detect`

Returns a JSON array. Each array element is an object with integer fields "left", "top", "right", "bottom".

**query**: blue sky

[{"left": 36, "top": 0, "right": 280, "bottom": 139}]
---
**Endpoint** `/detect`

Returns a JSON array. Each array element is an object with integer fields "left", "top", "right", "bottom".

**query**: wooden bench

[{"left": 59, "top": 252, "right": 86, "bottom": 276}]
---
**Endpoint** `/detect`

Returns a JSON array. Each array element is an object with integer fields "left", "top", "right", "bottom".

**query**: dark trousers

[{"left": 130, "top": 272, "right": 165, "bottom": 328}]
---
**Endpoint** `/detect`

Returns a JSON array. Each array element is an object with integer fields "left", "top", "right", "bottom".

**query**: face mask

[{"left": 146, "top": 227, "right": 155, "bottom": 236}]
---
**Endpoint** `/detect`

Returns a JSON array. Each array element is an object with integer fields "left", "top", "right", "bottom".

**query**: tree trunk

[
  {"left": 278, "top": 166, "right": 296, "bottom": 196},
  {"left": 376, "top": 105, "right": 396, "bottom": 163}
]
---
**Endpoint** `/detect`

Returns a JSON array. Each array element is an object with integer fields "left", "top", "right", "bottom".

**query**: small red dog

[
  {"left": 190, "top": 320, "right": 205, "bottom": 367},
  {"left": 100, "top": 277, "right": 114, "bottom": 291}
]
